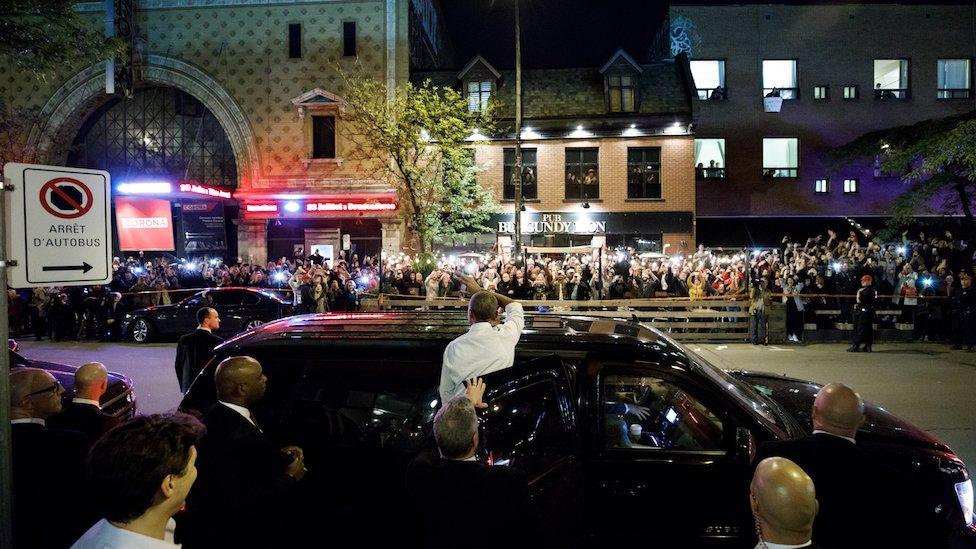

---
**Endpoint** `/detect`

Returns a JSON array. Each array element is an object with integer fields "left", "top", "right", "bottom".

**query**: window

[
  {"left": 874, "top": 59, "right": 909, "bottom": 100},
  {"left": 503, "top": 148, "right": 537, "bottom": 200},
  {"left": 690, "top": 60, "right": 726, "bottom": 100},
  {"left": 607, "top": 73, "right": 637, "bottom": 113},
  {"left": 938, "top": 59, "right": 972, "bottom": 99},
  {"left": 466, "top": 80, "right": 491, "bottom": 113},
  {"left": 813, "top": 85, "right": 829, "bottom": 101},
  {"left": 343, "top": 21, "right": 357, "bottom": 57},
  {"left": 603, "top": 374, "right": 724, "bottom": 451},
  {"left": 762, "top": 138, "right": 799, "bottom": 178},
  {"left": 627, "top": 148, "right": 662, "bottom": 199},
  {"left": 482, "top": 379, "right": 574, "bottom": 473},
  {"left": 311, "top": 115, "right": 336, "bottom": 159},
  {"left": 288, "top": 23, "right": 302, "bottom": 59},
  {"left": 843, "top": 85, "right": 859, "bottom": 100},
  {"left": 694, "top": 138, "right": 726, "bottom": 179},
  {"left": 762, "top": 59, "right": 798, "bottom": 99},
  {"left": 844, "top": 178, "right": 859, "bottom": 194},
  {"left": 815, "top": 178, "right": 829, "bottom": 194},
  {"left": 565, "top": 148, "right": 599, "bottom": 199}
]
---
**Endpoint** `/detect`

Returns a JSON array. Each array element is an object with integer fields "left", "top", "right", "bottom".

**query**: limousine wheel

[{"left": 131, "top": 318, "right": 154, "bottom": 343}]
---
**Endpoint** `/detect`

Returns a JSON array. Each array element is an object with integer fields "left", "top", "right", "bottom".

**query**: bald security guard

[
  {"left": 751, "top": 457, "right": 821, "bottom": 549},
  {"left": 758, "top": 383, "right": 929, "bottom": 548},
  {"left": 49, "top": 362, "right": 120, "bottom": 444}
]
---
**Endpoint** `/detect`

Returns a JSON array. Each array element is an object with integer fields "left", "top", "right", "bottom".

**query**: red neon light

[
  {"left": 306, "top": 202, "right": 397, "bottom": 212},
  {"left": 245, "top": 203, "right": 278, "bottom": 213},
  {"left": 179, "top": 183, "right": 232, "bottom": 199}
]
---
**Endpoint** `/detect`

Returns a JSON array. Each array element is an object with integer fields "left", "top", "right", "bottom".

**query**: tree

[
  {"left": 341, "top": 71, "right": 497, "bottom": 253},
  {"left": 0, "top": 99, "right": 41, "bottom": 166},
  {"left": 831, "top": 110, "right": 976, "bottom": 241},
  {"left": 0, "top": 0, "right": 123, "bottom": 79}
]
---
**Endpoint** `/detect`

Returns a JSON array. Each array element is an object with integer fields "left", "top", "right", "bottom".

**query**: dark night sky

[{"left": 438, "top": 0, "right": 975, "bottom": 69}]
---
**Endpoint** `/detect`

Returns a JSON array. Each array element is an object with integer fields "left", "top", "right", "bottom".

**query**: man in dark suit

[
  {"left": 405, "top": 379, "right": 539, "bottom": 548},
  {"left": 182, "top": 356, "right": 306, "bottom": 548},
  {"left": 758, "top": 383, "right": 928, "bottom": 548},
  {"left": 751, "top": 457, "right": 824, "bottom": 548},
  {"left": 174, "top": 307, "right": 223, "bottom": 392},
  {"left": 48, "top": 362, "right": 120, "bottom": 444},
  {"left": 9, "top": 368, "right": 90, "bottom": 548}
]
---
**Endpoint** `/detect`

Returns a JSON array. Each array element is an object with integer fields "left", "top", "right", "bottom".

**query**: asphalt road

[{"left": 15, "top": 339, "right": 976, "bottom": 470}]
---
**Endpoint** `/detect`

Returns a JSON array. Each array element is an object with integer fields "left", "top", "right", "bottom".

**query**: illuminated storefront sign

[
  {"left": 496, "top": 213, "right": 607, "bottom": 234},
  {"left": 245, "top": 203, "right": 278, "bottom": 213},
  {"left": 179, "top": 183, "right": 232, "bottom": 199},
  {"left": 243, "top": 200, "right": 397, "bottom": 215},
  {"left": 306, "top": 201, "right": 397, "bottom": 212}
]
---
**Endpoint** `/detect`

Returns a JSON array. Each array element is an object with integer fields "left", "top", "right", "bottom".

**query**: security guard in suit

[
  {"left": 950, "top": 273, "right": 976, "bottom": 351},
  {"left": 848, "top": 275, "right": 876, "bottom": 353}
]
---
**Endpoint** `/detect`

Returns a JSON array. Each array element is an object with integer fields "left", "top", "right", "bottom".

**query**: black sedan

[
  {"left": 10, "top": 341, "right": 136, "bottom": 419},
  {"left": 121, "top": 287, "right": 294, "bottom": 343}
]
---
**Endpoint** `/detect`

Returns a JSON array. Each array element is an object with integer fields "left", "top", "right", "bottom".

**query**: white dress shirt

[
  {"left": 71, "top": 518, "right": 179, "bottom": 548},
  {"left": 754, "top": 541, "right": 812, "bottom": 549},
  {"left": 439, "top": 302, "right": 525, "bottom": 403},
  {"left": 11, "top": 418, "right": 45, "bottom": 426},
  {"left": 218, "top": 401, "right": 257, "bottom": 427}
]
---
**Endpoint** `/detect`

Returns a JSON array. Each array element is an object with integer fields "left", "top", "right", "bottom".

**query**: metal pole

[
  {"left": 0, "top": 173, "right": 13, "bottom": 548},
  {"left": 512, "top": 0, "right": 523, "bottom": 266}
]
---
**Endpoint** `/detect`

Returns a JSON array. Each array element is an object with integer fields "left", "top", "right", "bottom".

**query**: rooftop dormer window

[
  {"left": 600, "top": 49, "right": 643, "bottom": 114},
  {"left": 458, "top": 55, "right": 500, "bottom": 114}
]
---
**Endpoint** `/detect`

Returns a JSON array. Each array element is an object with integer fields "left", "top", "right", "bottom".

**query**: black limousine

[{"left": 179, "top": 312, "right": 975, "bottom": 547}]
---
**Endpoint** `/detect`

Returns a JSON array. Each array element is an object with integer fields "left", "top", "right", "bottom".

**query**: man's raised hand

[{"left": 464, "top": 377, "right": 488, "bottom": 409}]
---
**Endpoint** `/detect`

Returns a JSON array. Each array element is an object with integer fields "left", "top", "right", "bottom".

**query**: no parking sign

[{"left": 3, "top": 163, "right": 112, "bottom": 287}]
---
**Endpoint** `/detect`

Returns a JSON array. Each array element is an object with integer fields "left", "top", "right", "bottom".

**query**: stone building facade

[
  {"left": 669, "top": 2, "right": 976, "bottom": 244},
  {"left": 0, "top": 0, "right": 430, "bottom": 263}
]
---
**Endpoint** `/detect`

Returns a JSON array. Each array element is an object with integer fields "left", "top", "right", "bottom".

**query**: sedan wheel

[
  {"left": 132, "top": 318, "right": 151, "bottom": 343},
  {"left": 244, "top": 318, "right": 264, "bottom": 330}
]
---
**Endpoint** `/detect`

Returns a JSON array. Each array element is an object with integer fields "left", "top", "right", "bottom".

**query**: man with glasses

[{"left": 10, "top": 368, "right": 90, "bottom": 548}]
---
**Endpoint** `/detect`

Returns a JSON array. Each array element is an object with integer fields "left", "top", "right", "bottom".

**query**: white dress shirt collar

[
  {"left": 70, "top": 518, "right": 179, "bottom": 548},
  {"left": 11, "top": 418, "right": 45, "bottom": 427},
  {"left": 218, "top": 401, "right": 256, "bottom": 427},
  {"left": 754, "top": 541, "right": 812, "bottom": 549},
  {"left": 72, "top": 398, "right": 101, "bottom": 407},
  {"left": 813, "top": 429, "right": 856, "bottom": 445}
]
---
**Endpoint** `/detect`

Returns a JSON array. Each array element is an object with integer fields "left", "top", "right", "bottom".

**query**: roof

[{"left": 217, "top": 311, "right": 672, "bottom": 351}]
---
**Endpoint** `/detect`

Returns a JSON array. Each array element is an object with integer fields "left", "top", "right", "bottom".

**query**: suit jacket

[
  {"left": 758, "top": 433, "right": 928, "bottom": 549},
  {"left": 404, "top": 451, "right": 540, "bottom": 549},
  {"left": 173, "top": 328, "right": 223, "bottom": 392},
  {"left": 11, "top": 422, "right": 91, "bottom": 549},
  {"left": 182, "top": 403, "right": 296, "bottom": 548},
  {"left": 47, "top": 401, "right": 120, "bottom": 445}
]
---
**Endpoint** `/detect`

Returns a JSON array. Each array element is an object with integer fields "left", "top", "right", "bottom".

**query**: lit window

[
  {"left": 938, "top": 59, "right": 972, "bottom": 99},
  {"left": 762, "top": 60, "right": 798, "bottom": 99},
  {"left": 627, "top": 148, "right": 662, "bottom": 199},
  {"left": 844, "top": 178, "right": 859, "bottom": 193},
  {"left": 815, "top": 178, "right": 829, "bottom": 193},
  {"left": 874, "top": 59, "right": 909, "bottom": 100},
  {"left": 565, "top": 148, "right": 599, "bottom": 200},
  {"left": 467, "top": 80, "right": 491, "bottom": 113},
  {"left": 503, "top": 148, "right": 537, "bottom": 200},
  {"left": 762, "top": 138, "right": 798, "bottom": 178},
  {"left": 813, "top": 86, "right": 829, "bottom": 101},
  {"left": 607, "top": 73, "right": 637, "bottom": 113},
  {"left": 843, "top": 85, "right": 859, "bottom": 100},
  {"left": 690, "top": 60, "right": 726, "bottom": 100},
  {"left": 694, "top": 138, "right": 726, "bottom": 179}
]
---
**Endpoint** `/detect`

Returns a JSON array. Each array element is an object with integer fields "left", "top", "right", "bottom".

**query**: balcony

[
  {"left": 762, "top": 168, "right": 798, "bottom": 178},
  {"left": 874, "top": 88, "right": 909, "bottom": 101},
  {"left": 696, "top": 167, "right": 726, "bottom": 179},
  {"left": 937, "top": 88, "right": 972, "bottom": 100},
  {"left": 696, "top": 87, "right": 727, "bottom": 101}
]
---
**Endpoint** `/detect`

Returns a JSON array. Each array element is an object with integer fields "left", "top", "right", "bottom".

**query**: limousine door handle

[{"left": 598, "top": 480, "right": 649, "bottom": 497}]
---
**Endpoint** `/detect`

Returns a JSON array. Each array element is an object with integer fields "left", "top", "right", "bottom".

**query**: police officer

[
  {"left": 950, "top": 273, "right": 975, "bottom": 351},
  {"left": 848, "top": 274, "right": 876, "bottom": 353}
]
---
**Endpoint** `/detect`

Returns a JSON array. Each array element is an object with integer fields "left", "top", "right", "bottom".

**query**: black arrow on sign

[{"left": 42, "top": 262, "right": 93, "bottom": 274}]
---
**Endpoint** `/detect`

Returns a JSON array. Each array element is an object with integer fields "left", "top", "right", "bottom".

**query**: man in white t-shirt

[{"left": 439, "top": 274, "right": 524, "bottom": 404}]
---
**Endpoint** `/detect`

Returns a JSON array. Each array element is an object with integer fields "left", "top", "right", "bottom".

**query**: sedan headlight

[{"left": 956, "top": 479, "right": 974, "bottom": 526}]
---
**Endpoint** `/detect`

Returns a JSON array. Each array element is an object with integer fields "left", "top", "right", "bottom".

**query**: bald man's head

[
  {"left": 75, "top": 362, "right": 109, "bottom": 400},
  {"left": 214, "top": 356, "right": 266, "bottom": 406},
  {"left": 812, "top": 383, "right": 865, "bottom": 439},
  {"left": 10, "top": 368, "right": 64, "bottom": 420},
  {"left": 751, "top": 457, "right": 818, "bottom": 545}
]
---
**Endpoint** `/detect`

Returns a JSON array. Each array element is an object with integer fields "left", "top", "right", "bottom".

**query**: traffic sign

[{"left": 3, "top": 163, "right": 112, "bottom": 287}]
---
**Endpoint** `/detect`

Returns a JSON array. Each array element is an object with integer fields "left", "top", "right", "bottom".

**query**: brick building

[
  {"left": 414, "top": 50, "right": 698, "bottom": 255},
  {"left": 669, "top": 2, "right": 976, "bottom": 245},
  {"left": 0, "top": 0, "right": 442, "bottom": 263}
]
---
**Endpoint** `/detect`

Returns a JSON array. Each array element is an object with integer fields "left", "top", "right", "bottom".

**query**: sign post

[{"left": 1, "top": 163, "right": 112, "bottom": 546}]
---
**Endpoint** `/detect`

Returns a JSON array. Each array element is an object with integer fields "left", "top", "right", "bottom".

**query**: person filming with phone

[{"left": 438, "top": 274, "right": 524, "bottom": 405}]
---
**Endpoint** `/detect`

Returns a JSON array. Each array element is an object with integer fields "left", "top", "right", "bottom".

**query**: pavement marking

[
  {"left": 715, "top": 345, "right": 728, "bottom": 350},
  {"left": 767, "top": 346, "right": 795, "bottom": 352}
]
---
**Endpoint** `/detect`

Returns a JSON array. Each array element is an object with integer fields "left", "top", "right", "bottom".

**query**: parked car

[
  {"left": 121, "top": 287, "right": 294, "bottom": 343},
  {"left": 10, "top": 340, "right": 136, "bottom": 419},
  {"left": 179, "top": 312, "right": 975, "bottom": 547}
]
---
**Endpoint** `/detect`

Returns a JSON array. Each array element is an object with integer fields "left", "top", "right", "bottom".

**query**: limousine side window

[
  {"left": 603, "top": 374, "right": 724, "bottom": 451},
  {"left": 483, "top": 379, "right": 573, "bottom": 473}
]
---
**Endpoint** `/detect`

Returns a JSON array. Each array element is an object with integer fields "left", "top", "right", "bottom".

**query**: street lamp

[{"left": 512, "top": 0, "right": 524, "bottom": 265}]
